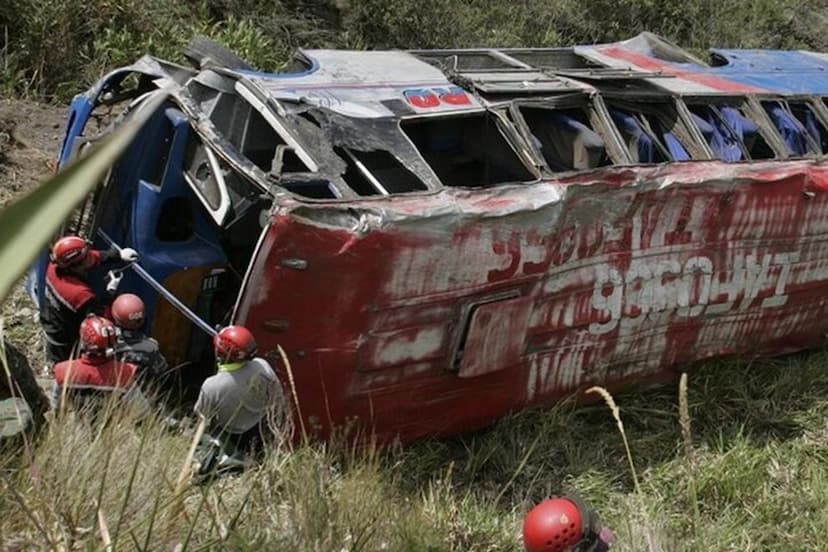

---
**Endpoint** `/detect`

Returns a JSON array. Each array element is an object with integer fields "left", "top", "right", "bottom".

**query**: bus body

[{"left": 35, "top": 33, "right": 828, "bottom": 443}]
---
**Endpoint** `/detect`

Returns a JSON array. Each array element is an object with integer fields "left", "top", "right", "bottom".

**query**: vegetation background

[
  {"left": 3, "top": 0, "right": 828, "bottom": 550},
  {"left": 2, "top": 0, "right": 828, "bottom": 102}
]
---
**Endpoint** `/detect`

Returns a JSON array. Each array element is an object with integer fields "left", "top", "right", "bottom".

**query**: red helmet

[
  {"left": 112, "top": 293, "right": 145, "bottom": 330},
  {"left": 51, "top": 236, "right": 90, "bottom": 268},
  {"left": 213, "top": 325, "right": 257, "bottom": 362},
  {"left": 523, "top": 497, "right": 584, "bottom": 552},
  {"left": 79, "top": 315, "right": 118, "bottom": 357}
]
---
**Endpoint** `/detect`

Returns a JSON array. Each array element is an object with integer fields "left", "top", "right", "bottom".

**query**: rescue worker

[
  {"left": 111, "top": 293, "right": 169, "bottom": 386},
  {"left": 522, "top": 495, "right": 615, "bottom": 552},
  {"left": 193, "top": 325, "right": 284, "bottom": 477},
  {"left": 51, "top": 315, "right": 150, "bottom": 418},
  {"left": 40, "top": 235, "right": 139, "bottom": 364}
]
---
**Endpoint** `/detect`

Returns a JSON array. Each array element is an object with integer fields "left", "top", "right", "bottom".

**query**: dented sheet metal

[
  {"left": 234, "top": 160, "right": 828, "bottom": 443},
  {"left": 250, "top": 50, "right": 483, "bottom": 118},
  {"left": 49, "top": 33, "right": 828, "bottom": 445}
]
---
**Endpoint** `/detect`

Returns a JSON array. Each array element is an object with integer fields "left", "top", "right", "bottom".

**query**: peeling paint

[{"left": 65, "top": 34, "right": 828, "bottom": 445}]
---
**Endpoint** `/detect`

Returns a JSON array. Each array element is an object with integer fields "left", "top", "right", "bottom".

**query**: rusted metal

[
  {"left": 235, "top": 160, "right": 828, "bottom": 442},
  {"left": 37, "top": 33, "right": 828, "bottom": 444}
]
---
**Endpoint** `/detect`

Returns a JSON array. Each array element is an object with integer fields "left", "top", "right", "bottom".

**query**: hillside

[{"left": 4, "top": 2, "right": 828, "bottom": 550}]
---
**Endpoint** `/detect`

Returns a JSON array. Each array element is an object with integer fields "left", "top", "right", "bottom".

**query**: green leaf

[{"left": 0, "top": 91, "right": 169, "bottom": 302}]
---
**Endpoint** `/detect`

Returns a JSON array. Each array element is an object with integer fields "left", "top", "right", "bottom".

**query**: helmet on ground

[
  {"left": 51, "top": 236, "right": 90, "bottom": 268},
  {"left": 523, "top": 497, "right": 584, "bottom": 552},
  {"left": 112, "top": 293, "right": 145, "bottom": 330},
  {"left": 213, "top": 325, "right": 257, "bottom": 362},
  {"left": 79, "top": 315, "right": 118, "bottom": 357}
]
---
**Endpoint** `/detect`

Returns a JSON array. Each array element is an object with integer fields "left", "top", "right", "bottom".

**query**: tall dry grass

[{"left": 6, "top": 326, "right": 828, "bottom": 550}]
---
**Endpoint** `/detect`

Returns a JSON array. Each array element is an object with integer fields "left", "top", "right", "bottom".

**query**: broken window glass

[
  {"left": 519, "top": 106, "right": 610, "bottom": 171},
  {"left": 401, "top": 112, "right": 533, "bottom": 188},
  {"left": 203, "top": 92, "right": 310, "bottom": 174},
  {"left": 607, "top": 105, "right": 691, "bottom": 163},
  {"left": 689, "top": 105, "right": 775, "bottom": 161}
]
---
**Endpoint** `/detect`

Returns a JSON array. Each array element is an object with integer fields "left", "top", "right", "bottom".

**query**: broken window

[
  {"left": 607, "top": 104, "right": 691, "bottom": 163},
  {"left": 505, "top": 49, "right": 599, "bottom": 70},
  {"left": 688, "top": 104, "right": 775, "bottom": 161},
  {"left": 181, "top": 132, "right": 234, "bottom": 225},
  {"left": 335, "top": 147, "right": 381, "bottom": 196},
  {"left": 332, "top": 147, "right": 427, "bottom": 196},
  {"left": 416, "top": 51, "right": 517, "bottom": 71},
  {"left": 202, "top": 91, "right": 310, "bottom": 174},
  {"left": 142, "top": 111, "right": 176, "bottom": 187},
  {"left": 402, "top": 112, "right": 533, "bottom": 187},
  {"left": 762, "top": 101, "right": 827, "bottom": 156},
  {"left": 793, "top": 102, "right": 828, "bottom": 154},
  {"left": 184, "top": 137, "right": 222, "bottom": 210},
  {"left": 519, "top": 106, "right": 611, "bottom": 171},
  {"left": 97, "top": 71, "right": 158, "bottom": 107}
]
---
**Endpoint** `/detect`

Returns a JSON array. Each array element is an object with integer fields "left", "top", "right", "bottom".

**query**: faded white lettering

[{"left": 588, "top": 252, "right": 797, "bottom": 335}]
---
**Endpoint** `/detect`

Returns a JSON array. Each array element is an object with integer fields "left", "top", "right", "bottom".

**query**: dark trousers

[{"left": 45, "top": 338, "right": 75, "bottom": 365}]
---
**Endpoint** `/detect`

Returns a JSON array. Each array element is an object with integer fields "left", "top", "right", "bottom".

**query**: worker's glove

[
  {"left": 105, "top": 270, "right": 123, "bottom": 294},
  {"left": 119, "top": 248, "right": 139, "bottom": 263}
]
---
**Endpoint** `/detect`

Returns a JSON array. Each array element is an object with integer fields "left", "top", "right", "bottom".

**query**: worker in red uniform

[
  {"left": 39, "top": 235, "right": 139, "bottom": 364},
  {"left": 193, "top": 325, "right": 284, "bottom": 477},
  {"left": 523, "top": 495, "right": 615, "bottom": 552},
  {"left": 51, "top": 315, "right": 150, "bottom": 417}
]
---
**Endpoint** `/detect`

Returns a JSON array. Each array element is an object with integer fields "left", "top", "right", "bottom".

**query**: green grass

[
  {"left": 4, "top": 5, "right": 828, "bottom": 546},
  {"left": 4, "top": 344, "right": 828, "bottom": 550}
]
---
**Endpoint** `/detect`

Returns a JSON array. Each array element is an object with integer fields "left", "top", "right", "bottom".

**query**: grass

[
  {"left": 4, "top": 335, "right": 828, "bottom": 550},
  {"left": 3, "top": 3, "right": 828, "bottom": 546}
]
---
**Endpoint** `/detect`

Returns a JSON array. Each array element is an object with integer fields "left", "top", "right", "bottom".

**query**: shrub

[{"left": 3, "top": 0, "right": 828, "bottom": 103}]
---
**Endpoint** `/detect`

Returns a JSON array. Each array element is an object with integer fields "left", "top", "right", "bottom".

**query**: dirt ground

[{"left": 0, "top": 98, "right": 68, "bottom": 371}]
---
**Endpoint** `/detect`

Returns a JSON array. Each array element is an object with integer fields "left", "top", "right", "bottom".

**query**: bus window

[{"left": 689, "top": 105, "right": 775, "bottom": 161}]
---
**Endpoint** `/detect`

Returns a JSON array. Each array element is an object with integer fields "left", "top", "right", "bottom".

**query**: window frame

[
  {"left": 602, "top": 96, "right": 709, "bottom": 163},
  {"left": 759, "top": 96, "right": 828, "bottom": 157},
  {"left": 398, "top": 107, "right": 540, "bottom": 189},
  {"left": 681, "top": 96, "right": 790, "bottom": 161},
  {"left": 182, "top": 133, "right": 232, "bottom": 225},
  {"left": 508, "top": 93, "right": 631, "bottom": 174}
]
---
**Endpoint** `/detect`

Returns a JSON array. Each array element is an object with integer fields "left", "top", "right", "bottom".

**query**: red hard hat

[
  {"left": 112, "top": 293, "right": 145, "bottom": 330},
  {"left": 51, "top": 236, "right": 90, "bottom": 268},
  {"left": 79, "top": 315, "right": 118, "bottom": 356},
  {"left": 213, "top": 325, "right": 257, "bottom": 362},
  {"left": 523, "top": 497, "right": 584, "bottom": 552}
]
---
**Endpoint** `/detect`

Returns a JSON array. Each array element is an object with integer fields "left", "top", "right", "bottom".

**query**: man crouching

[
  {"left": 52, "top": 315, "right": 151, "bottom": 421},
  {"left": 193, "top": 325, "right": 284, "bottom": 478}
]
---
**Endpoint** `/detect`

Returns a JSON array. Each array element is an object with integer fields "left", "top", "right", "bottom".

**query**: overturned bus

[{"left": 31, "top": 33, "right": 828, "bottom": 443}]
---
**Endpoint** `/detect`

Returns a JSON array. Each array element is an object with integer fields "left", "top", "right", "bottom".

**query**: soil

[{"left": 0, "top": 98, "right": 67, "bottom": 373}]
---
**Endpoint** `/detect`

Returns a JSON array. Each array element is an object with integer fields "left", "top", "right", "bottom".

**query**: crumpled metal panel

[
  {"left": 235, "top": 159, "right": 828, "bottom": 444},
  {"left": 251, "top": 49, "right": 483, "bottom": 118}
]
